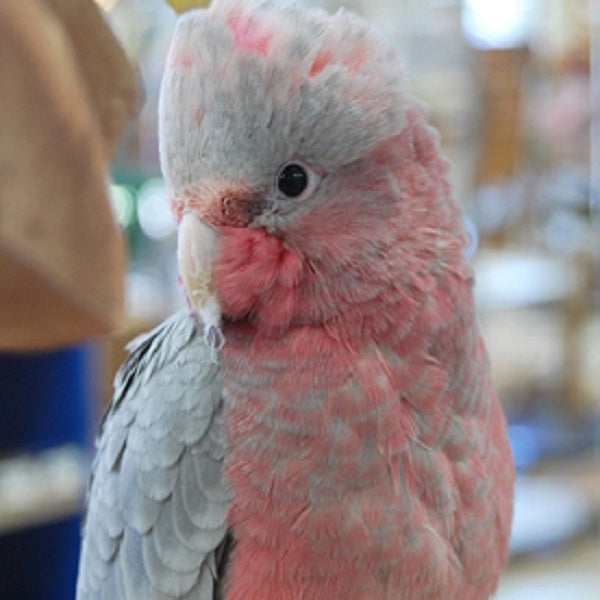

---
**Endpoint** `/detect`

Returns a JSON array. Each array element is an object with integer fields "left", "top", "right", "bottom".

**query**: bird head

[{"left": 159, "top": 0, "right": 468, "bottom": 343}]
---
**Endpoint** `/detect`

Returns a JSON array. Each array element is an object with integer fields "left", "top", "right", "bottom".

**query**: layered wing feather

[{"left": 77, "top": 310, "right": 231, "bottom": 600}]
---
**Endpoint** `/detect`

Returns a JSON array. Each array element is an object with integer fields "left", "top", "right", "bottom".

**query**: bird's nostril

[
  {"left": 180, "top": 187, "right": 267, "bottom": 227},
  {"left": 220, "top": 192, "right": 248, "bottom": 226},
  {"left": 219, "top": 190, "right": 266, "bottom": 227}
]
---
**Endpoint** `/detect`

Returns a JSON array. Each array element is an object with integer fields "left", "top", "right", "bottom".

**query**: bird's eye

[{"left": 277, "top": 163, "right": 309, "bottom": 198}]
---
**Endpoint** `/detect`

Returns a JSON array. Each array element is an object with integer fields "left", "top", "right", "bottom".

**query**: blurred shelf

[
  {"left": 510, "top": 474, "right": 595, "bottom": 555},
  {"left": 497, "top": 537, "right": 600, "bottom": 600},
  {"left": 499, "top": 451, "right": 600, "bottom": 599},
  {"left": 0, "top": 445, "right": 86, "bottom": 535}
]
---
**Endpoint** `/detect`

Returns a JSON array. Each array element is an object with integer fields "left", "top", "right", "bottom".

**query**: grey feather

[
  {"left": 76, "top": 310, "right": 232, "bottom": 599},
  {"left": 142, "top": 532, "right": 200, "bottom": 596},
  {"left": 196, "top": 561, "right": 219, "bottom": 598},
  {"left": 120, "top": 529, "right": 151, "bottom": 599},
  {"left": 99, "top": 564, "right": 123, "bottom": 600},
  {"left": 138, "top": 464, "right": 179, "bottom": 502},
  {"left": 119, "top": 449, "right": 162, "bottom": 534},
  {"left": 103, "top": 427, "right": 128, "bottom": 472},
  {"left": 97, "top": 507, "right": 125, "bottom": 543},
  {"left": 191, "top": 447, "right": 229, "bottom": 504},
  {"left": 152, "top": 501, "right": 206, "bottom": 572},
  {"left": 171, "top": 477, "right": 229, "bottom": 553},
  {"left": 90, "top": 519, "right": 120, "bottom": 563}
]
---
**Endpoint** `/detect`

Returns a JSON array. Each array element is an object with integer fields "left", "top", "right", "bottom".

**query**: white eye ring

[{"left": 275, "top": 160, "right": 321, "bottom": 201}]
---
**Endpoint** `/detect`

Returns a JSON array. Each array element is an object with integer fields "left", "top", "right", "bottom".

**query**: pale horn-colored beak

[{"left": 177, "top": 211, "right": 224, "bottom": 352}]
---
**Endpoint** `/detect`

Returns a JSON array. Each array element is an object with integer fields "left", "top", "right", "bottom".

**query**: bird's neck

[{"left": 217, "top": 263, "right": 483, "bottom": 599}]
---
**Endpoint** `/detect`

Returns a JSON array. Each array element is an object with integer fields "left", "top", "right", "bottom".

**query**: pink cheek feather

[{"left": 213, "top": 227, "right": 304, "bottom": 329}]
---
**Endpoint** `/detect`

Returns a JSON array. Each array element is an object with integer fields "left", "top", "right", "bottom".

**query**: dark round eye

[{"left": 277, "top": 163, "right": 308, "bottom": 198}]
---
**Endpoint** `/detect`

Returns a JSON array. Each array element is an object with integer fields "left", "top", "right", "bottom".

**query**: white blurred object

[
  {"left": 94, "top": 0, "right": 120, "bottom": 11},
  {"left": 0, "top": 445, "right": 86, "bottom": 534},
  {"left": 462, "top": 0, "right": 538, "bottom": 48},
  {"left": 474, "top": 250, "right": 580, "bottom": 311},
  {"left": 137, "top": 177, "right": 177, "bottom": 240},
  {"left": 109, "top": 182, "right": 136, "bottom": 228},
  {"left": 509, "top": 475, "right": 594, "bottom": 555},
  {"left": 480, "top": 307, "right": 564, "bottom": 402}
]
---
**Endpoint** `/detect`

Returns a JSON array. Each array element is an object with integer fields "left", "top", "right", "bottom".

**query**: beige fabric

[{"left": 0, "top": 0, "right": 139, "bottom": 350}]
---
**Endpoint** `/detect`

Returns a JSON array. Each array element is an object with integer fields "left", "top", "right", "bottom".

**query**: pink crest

[
  {"left": 309, "top": 44, "right": 370, "bottom": 77},
  {"left": 226, "top": 9, "right": 274, "bottom": 56},
  {"left": 169, "top": 50, "right": 195, "bottom": 69}
]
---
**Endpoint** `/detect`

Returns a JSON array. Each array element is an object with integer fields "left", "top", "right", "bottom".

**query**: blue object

[
  {"left": 0, "top": 516, "right": 82, "bottom": 600},
  {"left": 0, "top": 344, "right": 97, "bottom": 600},
  {"left": 507, "top": 410, "right": 599, "bottom": 473},
  {"left": 0, "top": 345, "right": 94, "bottom": 453}
]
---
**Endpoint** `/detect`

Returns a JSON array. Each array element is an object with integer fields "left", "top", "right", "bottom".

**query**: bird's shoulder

[{"left": 77, "top": 310, "right": 231, "bottom": 600}]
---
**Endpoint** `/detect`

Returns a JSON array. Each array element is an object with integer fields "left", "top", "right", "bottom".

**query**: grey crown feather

[{"left": 76, "top": 310, "right": 232, "bottom": 600}]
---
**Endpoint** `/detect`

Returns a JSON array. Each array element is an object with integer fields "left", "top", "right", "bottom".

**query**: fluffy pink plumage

[
  {"left": 159, "top": 1, "right": 515, "bottom": 598},
  {"left": 214, "top": 119, "right": 513, "bottom": 600}
]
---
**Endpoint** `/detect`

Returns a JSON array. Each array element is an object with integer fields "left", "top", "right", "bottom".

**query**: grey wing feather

[{"left": 77, "top": 310, "right": 232, "bottom": 600}]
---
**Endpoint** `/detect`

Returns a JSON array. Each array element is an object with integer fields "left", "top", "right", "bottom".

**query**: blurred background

[{"left": 0, "top": 0, "right": 598, "bottom": 597}]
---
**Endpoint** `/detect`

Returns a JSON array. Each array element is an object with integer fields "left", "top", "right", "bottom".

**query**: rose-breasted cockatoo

[{"left": 76, "top": 1, "right": 514, "bottom": 599}]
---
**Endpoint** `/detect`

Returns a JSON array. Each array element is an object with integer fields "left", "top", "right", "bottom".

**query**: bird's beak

[{"left": 177, "top": 211, "right": 223, "bottom": 348}]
